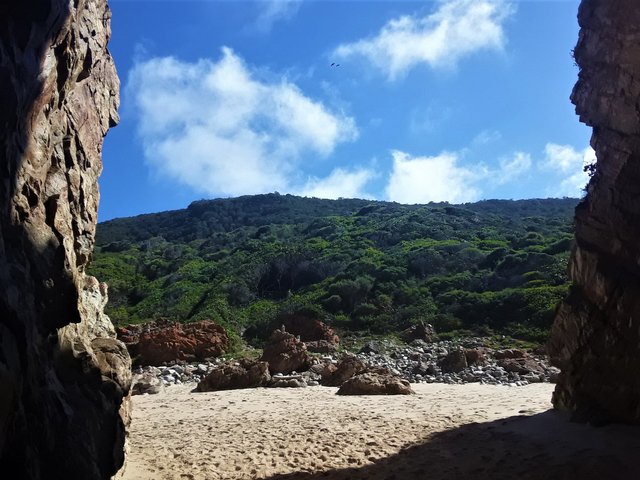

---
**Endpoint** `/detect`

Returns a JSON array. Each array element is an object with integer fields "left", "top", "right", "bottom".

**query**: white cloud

[
  {"left": 254, "top": 0, "right": 302, "bottom": 33},
  {"left": 495, "top": 151, "right": 531, "bottom": 185},
  {"left": 127, "top": 47, "right": 357, "bottom": 197},
  {"left": 541, "top": 143, "right": 595, "bottom": 197},
  {"left": 334, "top": 0, "right": 514, "bottom": 80},
  {"left": 542, "top": 143, "right": 587, "bottom": 173},
  {"left": 385, "top": 150, "right": 482, "bottom": 204},
  {"left": 383, "top": 142, "right": 591, "bottom": 205},
  {"left": 298, "top": 168, "right": 375, "bottom": 199}
]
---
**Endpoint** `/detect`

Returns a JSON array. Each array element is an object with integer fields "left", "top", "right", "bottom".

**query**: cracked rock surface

[
  {"left": 549, "top": 0, "right": 640, "bottom": 424},
  {"left": 0, "top": 0, "right": 131, "bottom": 478}
]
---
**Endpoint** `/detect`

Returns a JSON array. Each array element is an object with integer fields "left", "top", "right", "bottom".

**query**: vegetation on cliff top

[{"left": 90, "top": 194, "right": 576, "bottom": 344}]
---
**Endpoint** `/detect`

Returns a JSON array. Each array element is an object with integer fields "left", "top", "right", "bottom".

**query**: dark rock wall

[
  {"left": 0, "top": 0, "right": 131, "bottom": 478},
  {"left": 549, "top": 0, "right": 640, "bottom": 424}
]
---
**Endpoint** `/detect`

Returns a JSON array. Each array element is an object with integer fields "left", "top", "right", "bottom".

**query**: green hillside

[{"left": 90, "top": 194, "right": 577, "bottom": 344}]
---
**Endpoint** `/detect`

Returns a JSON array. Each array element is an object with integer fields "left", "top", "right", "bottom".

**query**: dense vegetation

[{"left": 90, "top": 194, "right": 577, "bottom": 344}]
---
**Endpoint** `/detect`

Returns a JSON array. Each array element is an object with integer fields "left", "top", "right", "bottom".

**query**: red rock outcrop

[
  {"left": 118, "top": 319, "right": 229, "bottom": 365},
  {"left": 281, "top": 314, "right": 340, "bottom": 352},
  {"left": 548, "top": 0, "right": 640, "bottom": 424},
  {"left": 0, "top": 1, "right": 130, "bottom": 478},
  {"left": 260, "top": 327, "right": 311, "bottom": 374}
]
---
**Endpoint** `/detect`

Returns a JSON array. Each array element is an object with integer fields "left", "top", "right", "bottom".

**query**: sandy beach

[{"left": 121, "top": 383, "right": 640, "bottom": 480}]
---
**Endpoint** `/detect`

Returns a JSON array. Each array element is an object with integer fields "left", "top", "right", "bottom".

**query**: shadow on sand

[{"left": 266, "top": 410, "right": 640, "bottom": 480}]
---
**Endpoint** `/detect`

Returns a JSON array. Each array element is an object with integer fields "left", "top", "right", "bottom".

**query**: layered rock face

[
  {"left": 0, "top": 0, "right": 131, "bottom": 478},
  {"left": 548, "top": 0, "right": 640, "bottom": 424},
  {"left": 117, "top": 319, "right": 229, "bottom": 366}
]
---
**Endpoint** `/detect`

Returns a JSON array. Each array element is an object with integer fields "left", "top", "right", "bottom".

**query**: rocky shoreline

[{"left": 131, "top": 336, "right": 559, "bottom": 395}]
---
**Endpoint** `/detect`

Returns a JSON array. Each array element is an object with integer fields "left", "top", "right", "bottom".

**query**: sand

[{"left": 121, "top": 383, "right": 640, "bottom": 480}]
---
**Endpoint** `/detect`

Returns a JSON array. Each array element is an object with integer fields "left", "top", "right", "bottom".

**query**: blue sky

[{"left": 100, "top": 0, "right": 591, "bottom": 220}]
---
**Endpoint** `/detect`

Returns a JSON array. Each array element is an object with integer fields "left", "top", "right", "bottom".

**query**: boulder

[
  {"left": 269, "top": 374, "right": 307, "bottom": 388},
  {"left": 260, "top": 328, "right": 311, "bottom": 374},
  {"left": 359, "top": 341, "right": 381, "bottom": 355},
  {"left": 401, "top": 323, "right": 438, "bottom": 343},
  {"left": 321, "top": 355, "right": 367, "bottom": 386},
  {"left": 494, "top": 349, "right": 526, "bottom": 360},
  {"left": 438, "top": 348, "right": 468, "bottom": 373},
  {"left": 497, "top": 356, "right": 545, "bottom": 375},
  {"left": 311, "top": 361, "right": 337, "bottom": 380},
  {"left": 196, "top": 359, "right": 271, "bottom": 392},
  {"left": 132, "top": 373, "right": 164, "bottom": 395},
  {"left": 464, "top": 348, "right": 488, "bottom": 366},
  {"left": 337, "top": 372, "right": 414, "bottom": 395},
  {"left": 281, "top": 314, "right": 340, "bottom": 345},
  {"left": 122, "top": 319, "right": 229, "bottom": 366}
]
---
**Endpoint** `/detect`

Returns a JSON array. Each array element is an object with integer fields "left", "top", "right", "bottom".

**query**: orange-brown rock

[
  {"left": 321, "top": 355, "right": 367, "bottom": 386},
  {"left": 0, "top": 0, "right": 130, "bottom": 477},
  {"left": 464, "top": 348, "right": 488, "bottom": 366},
  {"left": 260, "top": 328, "right": 311, "bottom": 374},
  {"left": 281, "top": 314, "right": 340, "bottom": 351},
  {"left": 122, "top": 319, "right": 229, "bottom": 366},
  {"left": 548, "top": 0, "right": 640, "bottom": 424}
]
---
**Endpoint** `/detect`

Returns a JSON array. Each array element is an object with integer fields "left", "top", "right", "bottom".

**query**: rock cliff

[
  {"left": 0, "top": 0, "right": 131, "bottom": 478},
  {"left": 549, "top": 0, "right": 640, "bottom": 424}
]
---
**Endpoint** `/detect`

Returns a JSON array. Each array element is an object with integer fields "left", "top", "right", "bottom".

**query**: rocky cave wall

[
  {"left": 549, "top": 0, "right": 640, "bottom": 424},
  {"left": 0, "top": 0, "right": 131, "bottom": 478}
]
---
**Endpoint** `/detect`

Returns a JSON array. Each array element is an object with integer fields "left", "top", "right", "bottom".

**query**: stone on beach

[
  {"left": 196, "top": 359, "right": 271, "bottom": 392},
  {"left": 336, "top": 371, "right": 414, "bottom": 395}
]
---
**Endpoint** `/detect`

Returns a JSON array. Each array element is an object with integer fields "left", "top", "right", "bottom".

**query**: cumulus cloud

[
  {"left": 333, "top": 0, "right": 513, "bottom": 80},
  {"left": 385, "top": 150, "right": 482, "bottom": 203},
  {"left": 298, "top": 168, "right": 375, "bottom": 199},
  {"left": 541, "top": 143, "right": 595, "bottom": 197},
  {"left": 383, "top": 147, "right": 534, "bottom": 204},
  {"left": 254, "top": 0, "right": 302, "bottom": 33},
  {"left": 382, "top": 143, "right": 592, "bottom": 205},
  {"left": 128, "top": 47, "right": 357, "bottom": 197}
]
